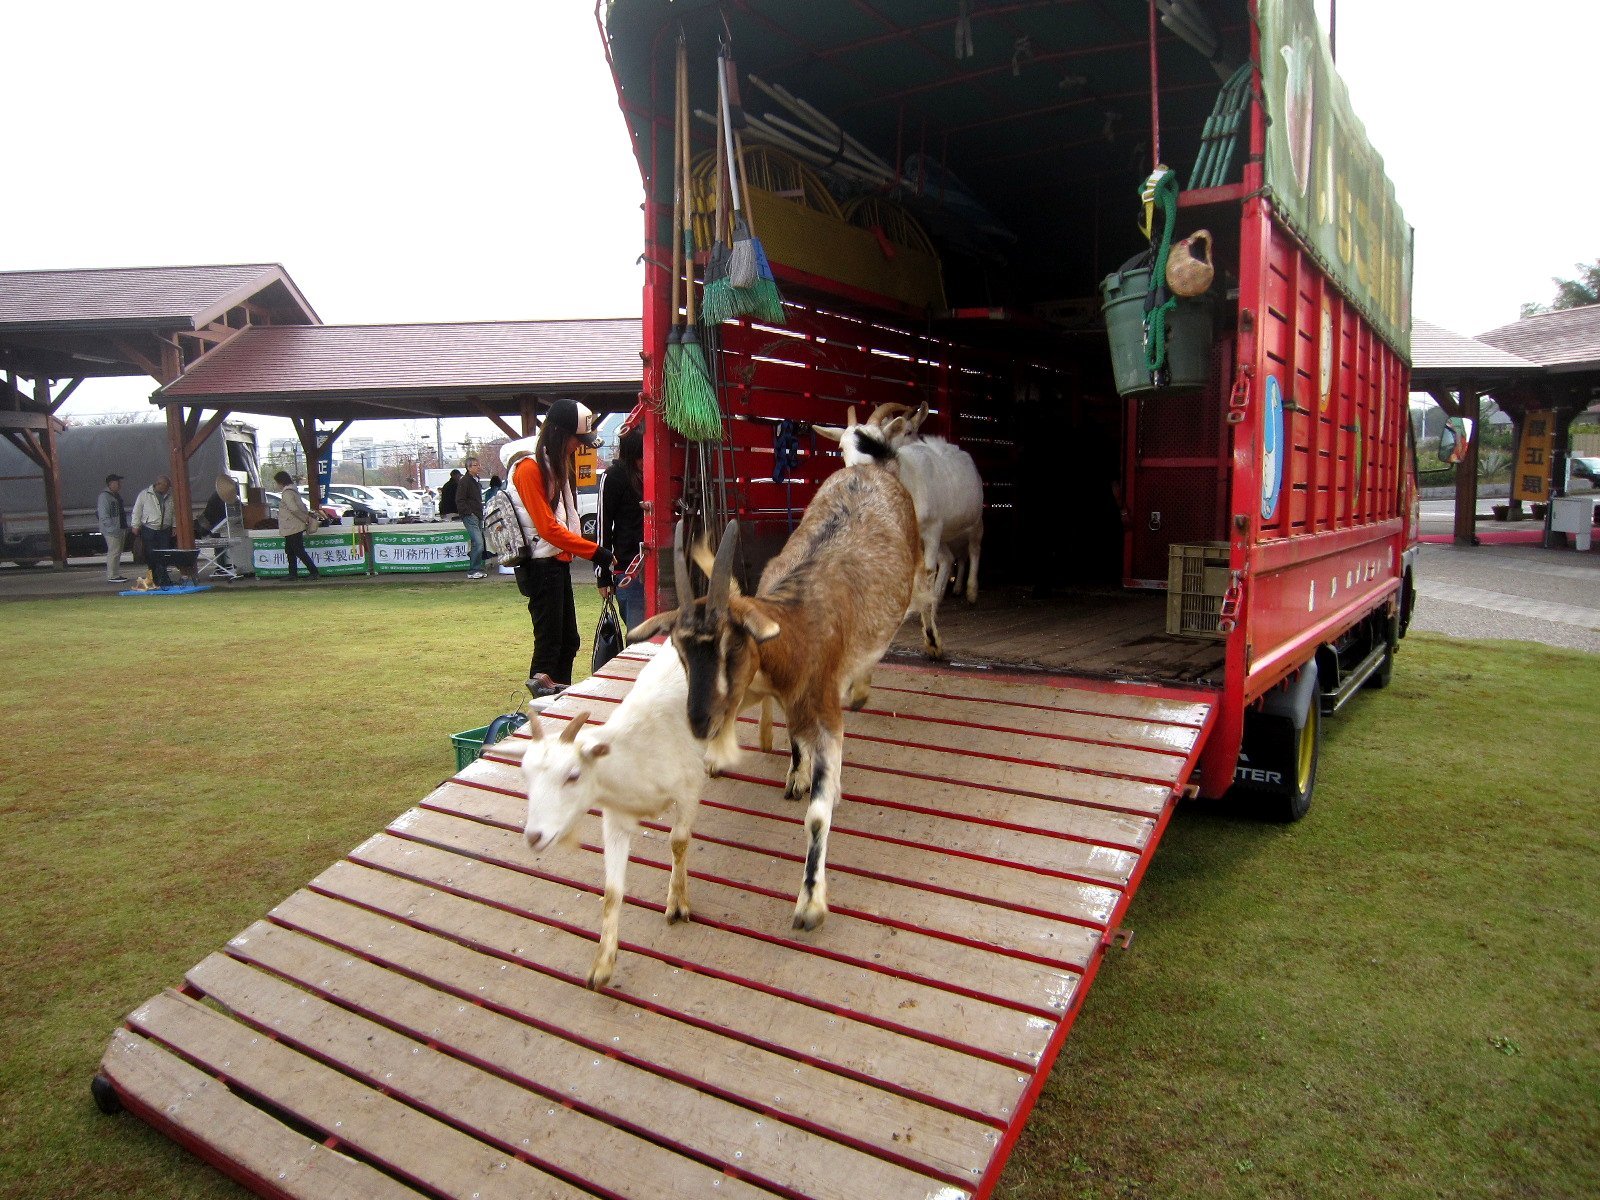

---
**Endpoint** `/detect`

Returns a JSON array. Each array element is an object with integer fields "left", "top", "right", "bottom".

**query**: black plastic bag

[{"left": 591, "top": 593, "right": 626, "bottom": 673}]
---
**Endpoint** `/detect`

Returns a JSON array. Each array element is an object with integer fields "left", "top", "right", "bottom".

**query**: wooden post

[
  {"left": 1453, "top": 390, "right": 1480, "bottom": 546},
  {"left": 166, "top": 404, "right": 196, "bottom": 550},
  {"left": 35, "top": 378, "right": 68, "bottom": 567}
]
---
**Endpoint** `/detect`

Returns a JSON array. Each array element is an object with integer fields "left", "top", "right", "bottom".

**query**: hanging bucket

[{"left": 1099, "top": 262, "right": 1216, "bottom": 396}]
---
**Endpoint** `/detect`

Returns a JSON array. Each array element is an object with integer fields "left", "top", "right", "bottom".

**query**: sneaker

[{"left": 466, "top": 571, "right": 487, "bottom": 580}]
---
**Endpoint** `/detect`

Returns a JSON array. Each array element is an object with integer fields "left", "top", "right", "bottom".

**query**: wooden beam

[
  {"left": 110, "top": 338, "right": 163, "bottom": 379},
  {"left": 184, "top": 409, "right": 230, "bottom": 460},
  {"left": 35, "top": 378, "right": 68, "bottom": 565},
  {"left": 469, "top": 396, "right": 522, "bottom": 441},
  {"left": 49, "top": 378, "right": 83, "bottom": 411},
  {"left": 1453, "top": 391, "right": 1481, "bottom": 546},
  {"left": 2, "top": 429, "right": 46, "bottom": 469},
  {"left": 167, "top": 406, "right": 196, "bottom": 551},
  {"left": 0, "top": 410, "right": 53, "bottom": 431}
]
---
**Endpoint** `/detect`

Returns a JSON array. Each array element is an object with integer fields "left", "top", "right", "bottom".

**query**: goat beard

[{"left": 702, "top": 718, "right": 745, "bottom": 777}]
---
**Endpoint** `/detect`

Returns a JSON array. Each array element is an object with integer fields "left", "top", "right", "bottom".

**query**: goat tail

[{"left": 759, "top": 695, "right": 774, "bottom": 752}]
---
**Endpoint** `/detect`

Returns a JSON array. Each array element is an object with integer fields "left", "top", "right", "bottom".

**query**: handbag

[{"left": 591, "top": 592, "right": 627, "bottom": 672}]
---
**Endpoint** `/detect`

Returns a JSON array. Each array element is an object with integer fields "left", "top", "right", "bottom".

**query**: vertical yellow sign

[
  {"left": 1512, "top": 410, "right": 1555, "bottom": 503},
  {"left": 574, "top": 445, "right": 598, "bottom": 490}
]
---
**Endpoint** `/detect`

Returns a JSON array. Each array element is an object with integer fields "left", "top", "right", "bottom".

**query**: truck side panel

[{"left": 1242, "top": 208, "right": 1411, "bottom": 697}]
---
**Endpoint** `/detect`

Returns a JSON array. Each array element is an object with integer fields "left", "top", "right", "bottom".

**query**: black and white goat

[
  {"left": 630, "top": 463, "right": 920, "bottom": 932},
  {"left": 818, "top": 403, "right": 984, "bottom": 658}
]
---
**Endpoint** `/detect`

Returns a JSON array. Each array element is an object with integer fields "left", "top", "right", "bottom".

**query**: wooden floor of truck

[
  {"left": 888, "top": 586, "right": 1227, "bottom": 684},
  {"left": 99, "top": 644, "right": 1216, "bottom": 1200}
]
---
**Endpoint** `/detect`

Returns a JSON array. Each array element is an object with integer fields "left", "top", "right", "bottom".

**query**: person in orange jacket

[{"left": 502, "top": 399, "right": 614, "bottom": 697}]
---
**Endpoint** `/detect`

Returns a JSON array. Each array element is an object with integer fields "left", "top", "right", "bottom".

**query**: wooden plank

[
  {"left": 195, "top": 941, "right": 952, "bottom": 1200},
  {"left": 349, "top": 830, "right": 1089, "bottom": 1013},
  {"left": 100, "top": 1029, "right": 416, "bottom": 1200},
  {"left": 125, "top": 989, "right": 589, "bottom": 1200},
  {"left": 268, "top": 881, "right": 1000, "bottom": 1180},
  {"left": 406, "top": 795, "right": 1109, "bottom": 971}
]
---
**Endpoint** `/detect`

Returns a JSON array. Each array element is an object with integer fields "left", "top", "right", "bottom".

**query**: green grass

[{"left": 1, "top": 589, "right": 1594, "bottom": 1200}]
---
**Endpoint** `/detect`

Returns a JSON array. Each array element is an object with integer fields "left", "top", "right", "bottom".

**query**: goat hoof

[
  {"left": 666, "top": 903, "right": 692, "bottom": 924},
  {"left": 585, "top": 965, "right": 613, "bottom": 991},
  {"left": 791, "top": 905, "right": 827, "bottom": 932}
]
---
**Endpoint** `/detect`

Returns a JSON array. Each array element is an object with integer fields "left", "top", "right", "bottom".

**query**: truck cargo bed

[{"left": 890, "top": 586, "right": 1227, "bottom": 685}]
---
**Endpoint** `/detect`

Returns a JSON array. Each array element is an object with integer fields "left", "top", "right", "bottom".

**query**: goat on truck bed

[
  {"left": 631, "top": 461, "right": 920, "bottom": 931},
  {"left": 818, "top": 403, "right": 983, "bottom": 658},
  {"left": 507, "top": 647, "right": 707, "bottom": 990}
]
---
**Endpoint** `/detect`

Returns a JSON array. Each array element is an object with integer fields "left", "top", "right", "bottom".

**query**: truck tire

[{"left": 1232, "top": 662, "right": 1321, "bottom": 823}]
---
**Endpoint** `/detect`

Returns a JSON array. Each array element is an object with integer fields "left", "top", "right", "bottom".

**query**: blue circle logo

[{"left": 1262, "top": 375, "right": 1284, "bottom": 521}]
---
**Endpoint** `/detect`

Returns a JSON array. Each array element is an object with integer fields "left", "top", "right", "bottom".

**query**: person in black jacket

[
  {"left": 598, "top": 424, "right": 646, "bottom": 628},
  {"left": 438, "top": 469, "right": 461, "bottom": 517}
]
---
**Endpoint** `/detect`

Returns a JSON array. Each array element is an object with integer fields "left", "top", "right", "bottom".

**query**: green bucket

[{"left": 1100, "top": 266, "right": 1216, "bottom": 396}]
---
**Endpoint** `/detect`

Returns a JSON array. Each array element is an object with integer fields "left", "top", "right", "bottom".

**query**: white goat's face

[{"left": 520, "top": 714, "right": 609, "bottom": 853}]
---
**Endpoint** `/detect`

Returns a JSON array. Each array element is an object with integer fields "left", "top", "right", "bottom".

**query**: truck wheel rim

[{"left": 1297, "top": 708, "right": 1317, "bottom": 793}]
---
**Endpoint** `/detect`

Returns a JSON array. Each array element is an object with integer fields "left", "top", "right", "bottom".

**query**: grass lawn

[{"left": 1, "top": 582, "right": 1595, "bottom": 1199}]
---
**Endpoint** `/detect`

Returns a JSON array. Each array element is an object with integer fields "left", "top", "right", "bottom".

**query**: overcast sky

[{"left": 10, "top": 1, "right": 1598, "bottom": 440}]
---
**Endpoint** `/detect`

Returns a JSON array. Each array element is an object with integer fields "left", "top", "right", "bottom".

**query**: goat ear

[
  {"left": 580, "top": 740, "right": 611, "bottom": 761},
  {"left": 813, "top": 424, "right": 844, "bottom": 443},
  {"left": 495, "top": 737, "right": 530, "bottom": 762},
  {"left": 627, "top": 610, "right": 678, "bottom": 642},
  {"left": 732, "top": 598, "right": 781, "bottom": 643}
]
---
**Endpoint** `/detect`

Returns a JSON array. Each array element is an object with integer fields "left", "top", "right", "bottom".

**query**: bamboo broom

[{"left": 669, "top": 39, "right": 722, "bottom": 442}]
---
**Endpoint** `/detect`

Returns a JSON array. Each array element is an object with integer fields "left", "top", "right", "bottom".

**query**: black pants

[
  {"left": 516, "top": 558, "right": 579, "bottom": 684},
  {"left": 284, "top": 532, "right": 319, "bottom": 578},
  {"left": 141, "top": 527, "right": 174, "bottom": 585}
]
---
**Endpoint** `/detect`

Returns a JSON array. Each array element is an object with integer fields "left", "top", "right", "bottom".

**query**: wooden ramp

[{"left": 99, "top": 644, "right": 1216, "bottom": 1200}]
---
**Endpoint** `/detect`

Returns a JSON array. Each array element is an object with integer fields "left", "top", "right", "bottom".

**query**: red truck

[{"left": 604, "top": 0, "right": 1417, "bottom": 823}]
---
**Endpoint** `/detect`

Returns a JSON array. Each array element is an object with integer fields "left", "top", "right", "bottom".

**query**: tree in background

[{"left": 1521, "top": 259, "right": 1600, "bottom": 317}]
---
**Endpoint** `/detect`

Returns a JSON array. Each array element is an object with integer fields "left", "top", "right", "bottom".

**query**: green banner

[
  {"left": 371, "top": 525, "right": 471, "bottom": 573},
  {"left": 1258, "top": 0, "right": 1412, "bottom": 355},
  {"left": 251, "top": 530, "right": 368, "bottom": 577}
]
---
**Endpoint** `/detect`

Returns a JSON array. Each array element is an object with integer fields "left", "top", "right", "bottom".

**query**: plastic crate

[
  {"left": 1166, "top": 541, "right": 1231, "bottom": 639},
  {"left": 450, "top": 725, "right": 490, "bottom": 771}
]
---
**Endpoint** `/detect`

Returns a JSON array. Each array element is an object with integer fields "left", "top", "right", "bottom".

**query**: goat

[
  {"left": 629, "top": 466, "right": 920, "bottom": 932},
  {"left": 817, "top": 402, "right": 984, "bottom": 658},
  {"left": 502, "top": 647, "right": 707, "bottom": 990}
]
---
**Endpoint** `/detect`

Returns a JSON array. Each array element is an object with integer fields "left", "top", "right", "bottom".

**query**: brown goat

[{"left": 630, "top": 463, "right": 919, "bottom": 930}]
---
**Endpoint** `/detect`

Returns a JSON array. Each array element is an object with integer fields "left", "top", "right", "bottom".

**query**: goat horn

[
  {"left": 525, "top": 702, "right": 544, "bottom": 738},
  {"left": 867, "top": 402, "right": 913, "bottom": 426},
  {"left": 707, "top": 520, "right": 740, "bottom": 612},
  {"left": 559, "top": 711, "right": 590, "bottom": 743},
  {"left": 845, "top": 407, "right": 858, "bottom": 429},
  {"left": 672, "top": 519, "right": 693, "bottom": 611}
]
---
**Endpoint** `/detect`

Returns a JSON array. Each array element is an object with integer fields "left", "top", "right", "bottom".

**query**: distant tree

[
  {"left": 67, "top": 411, "right": 159, "bottom": 426},
  {"left": 1520, "top": 259, "right": 1600, "bottom": 317}
]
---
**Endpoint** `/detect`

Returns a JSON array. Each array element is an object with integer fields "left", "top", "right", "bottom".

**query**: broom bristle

[
  {"left": 668, "top": 337, "right": 723, "bottom": 441},
  {"left": 728, "top": 216, "right": 758, "bottom": 289},
  {"left": 700, "top": 275, "right": 735, "bottom": 325},
  {"left": 746, "top": 237, "right": 785, "bottom": 324}
]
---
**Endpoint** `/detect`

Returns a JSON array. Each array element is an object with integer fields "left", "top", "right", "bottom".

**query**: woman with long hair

[{"left": 502, "top": 400, "right": 614, "bottom": 697}]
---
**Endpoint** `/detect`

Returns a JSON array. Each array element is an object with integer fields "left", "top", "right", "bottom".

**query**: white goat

[
  {"left": 819, "top": 402, "right": 984, "bottom": 658},
  {"left": 503, "top": 647, "right": 707, "bottom": 991}
]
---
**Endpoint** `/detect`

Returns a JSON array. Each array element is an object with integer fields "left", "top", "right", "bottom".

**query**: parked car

[
  {"left": 373, "top": 485, "right": 421, "bottom": 519},
  {"left": 325, "top": 484, "right": 403, "bottom": 522},
  {"left": 293, "top": 486, "right": 372, "bottom": 524},
  {"left": 1569, "top": 454, "right": 1600, "bottom": 489}
]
